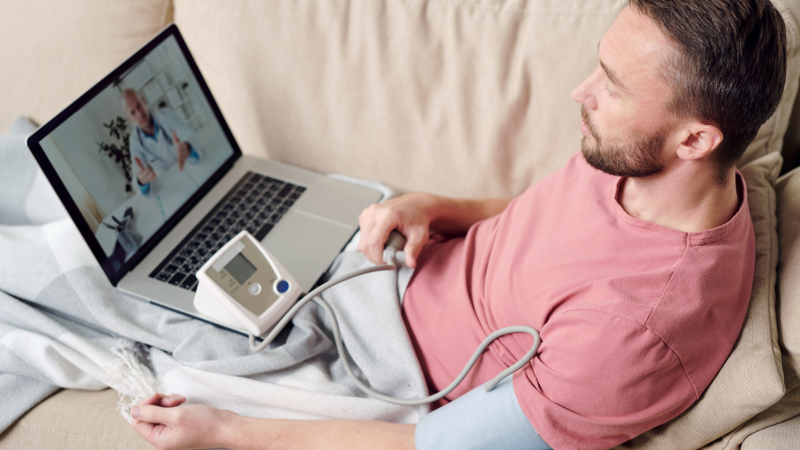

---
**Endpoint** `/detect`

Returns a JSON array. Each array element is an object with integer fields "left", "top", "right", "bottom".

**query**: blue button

[{"left": 276, "top": 280, "right": 290, "bottom": 294}]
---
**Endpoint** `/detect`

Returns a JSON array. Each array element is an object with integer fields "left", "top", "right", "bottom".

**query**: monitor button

[{"left": 275, "top": 280, "right": 290, "bottom": 294}]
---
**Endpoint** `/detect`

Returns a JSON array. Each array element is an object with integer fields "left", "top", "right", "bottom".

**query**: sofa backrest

[
  {"left": 0, "top": 0, "right": 172, "bottom": 137},
  {"left": 174, "top": 0, "right": 625, "bottom": 198}
]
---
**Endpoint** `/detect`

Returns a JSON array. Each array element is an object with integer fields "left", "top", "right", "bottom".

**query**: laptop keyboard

[{"left": 148, "top": 172, "right": 306, "bottom": 291}]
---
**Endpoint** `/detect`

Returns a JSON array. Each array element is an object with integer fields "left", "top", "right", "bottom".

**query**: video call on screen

[{"left": 40, "top": 36, "right": 234, "bottom": 274}]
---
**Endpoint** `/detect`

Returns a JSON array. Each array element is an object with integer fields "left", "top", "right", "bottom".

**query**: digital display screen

[{"left": 225, "top": 253, "right": 257, "bottom": 285}]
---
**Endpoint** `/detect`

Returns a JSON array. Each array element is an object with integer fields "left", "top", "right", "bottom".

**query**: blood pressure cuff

[{"left": 415, "top": 376, "right": 553, "bottom": 450}]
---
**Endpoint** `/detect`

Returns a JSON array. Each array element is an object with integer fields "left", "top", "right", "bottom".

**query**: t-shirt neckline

[{"left": 609, "top": 172, "right": 747, "bottom": 245}]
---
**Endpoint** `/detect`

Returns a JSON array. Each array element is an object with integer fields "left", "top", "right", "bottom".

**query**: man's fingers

[
  {"left": 358, "top": 208, "right": 377, "bottom": 259},
  {"left": 143, "top": 392, "right": 186, "bottom": 408},
  {"left": 132, "top": 404, "right": 175, "bottom": 426},
  {"left": 139, "top": 169, "right": 155, "bottom": 184},
  {"left": 172, "top": 130, "right": 181, "bottom": 143},
  {"left": 130, "top": 417, "right": 156, "bottom": 438},
  {"left": 135, "top": 157, "right": 156, "bottom": 183},
  {"left": 366, "top": 218, "right": 395, "bottom": 265},
  {"left": 158, "top": 394, "right": 186, "bottom": 407},
  {"left": 361, "top": 229, "right": 383, "bottom": 266},
  {"left": 139, "top": 393, "right": 162, "bottom": 406},
  {"left": 357, "top": 196, "right": 435, "bottom": 266},
  {"left": 403, "top": 228, "right": 428, "bottom": 268}
]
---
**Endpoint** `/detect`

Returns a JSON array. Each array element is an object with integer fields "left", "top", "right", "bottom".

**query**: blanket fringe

[{"left": 101, "top": 340, "right": 162, "bottom": 423}]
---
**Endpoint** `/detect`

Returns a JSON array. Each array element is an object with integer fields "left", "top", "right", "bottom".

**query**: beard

[{"left": 580, "top": 106, "right": 666, "bottom": 178}]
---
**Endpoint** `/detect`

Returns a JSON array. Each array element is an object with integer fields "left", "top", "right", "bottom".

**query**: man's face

[
  {"left": 123, "top": 93, "right": 151, "bottom": 130},
  {"left": 572, "top": 6, "right": 679, "bottom": 178}
]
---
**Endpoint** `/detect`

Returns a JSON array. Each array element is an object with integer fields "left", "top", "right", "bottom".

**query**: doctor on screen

[{"left": 120, "top": 88, "right": 202, "bottom": 198}]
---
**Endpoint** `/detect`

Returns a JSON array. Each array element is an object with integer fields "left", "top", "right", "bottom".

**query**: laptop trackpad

[{"left": 261, "top": 211, "right": 355, "bottom": 292}]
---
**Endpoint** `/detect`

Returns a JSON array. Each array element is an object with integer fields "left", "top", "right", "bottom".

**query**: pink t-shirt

[{"left": 402, "top": 153, "right": 755, "bottom": 450}]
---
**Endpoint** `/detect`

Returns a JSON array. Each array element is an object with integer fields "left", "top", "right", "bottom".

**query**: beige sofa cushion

[
  {"left": 695, "top": 149, "right": 800, "bottom": 447},
  {"left": 732, "top": 387, "right": 800, "bottom": 449},
  {"left": 775, "top": 163, "right": 800, "bottom": 423},
  {"left": 0, "top": 0, "right": 171, "bottom": 134},
  {"left": 720, "top": 163, "right": 800, "bottom": 446},
  {"left": 741, "top": 409, "right": 800, "bottom": 449},
  {"left": 0, "top": 389, "right": 150, "bottom": 450}
]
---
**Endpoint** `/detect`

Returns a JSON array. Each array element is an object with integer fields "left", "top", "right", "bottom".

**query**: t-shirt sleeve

[
  {"left": 515, "top": 310, "right": 697, "bottom": 450},
  {"left": 415, "top": 376, "right": 553, "bottom": 450}
]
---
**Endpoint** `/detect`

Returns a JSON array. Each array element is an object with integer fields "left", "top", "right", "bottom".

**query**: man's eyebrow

[
  {"left": 599, "top": 59, "right": 631, "bottom": 94},
  {"left": 597, "top": 42, "right": 630, "bottom": 94}
]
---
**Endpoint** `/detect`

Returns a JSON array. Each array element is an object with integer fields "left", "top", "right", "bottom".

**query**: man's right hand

[
  {"left": 135, "top": 156, "right": 157, "bottom": 185},
  {"left": 358, "top": 193, "right": 512, "bottom": 268},
  {"left": 358, "top": 193, "right": 436, "bottom": 268}
]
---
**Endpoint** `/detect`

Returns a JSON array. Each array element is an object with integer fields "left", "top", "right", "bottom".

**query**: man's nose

[
  {"left": 571, "top": 81, "right": 596, "bottom": 110},
  {"left": 572, "top": 69, "right": 599, "bottom": 110}
]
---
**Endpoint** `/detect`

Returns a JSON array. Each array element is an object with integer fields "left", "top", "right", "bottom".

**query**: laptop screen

[{"left": 27, "top": 26, "right": 240, "bottom": 285}]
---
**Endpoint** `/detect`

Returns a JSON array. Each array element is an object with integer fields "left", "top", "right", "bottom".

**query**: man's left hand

[
  {"left": 130, "top": 393, "right": 235, "bottom": 450},
  {"left": 173, "top": 131, "right": 191, "bottom": 171}
]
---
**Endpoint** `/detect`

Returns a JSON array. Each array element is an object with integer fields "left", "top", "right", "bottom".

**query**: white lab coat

[{"left": 129, "top": 108, "right": 201, "bottom": 197}]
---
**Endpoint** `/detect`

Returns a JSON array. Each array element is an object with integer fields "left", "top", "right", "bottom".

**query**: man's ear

[{"left": 676, "top": 122, "right": 723, "bottom": 161}]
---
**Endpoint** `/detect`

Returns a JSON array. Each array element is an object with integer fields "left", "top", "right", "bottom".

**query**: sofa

[{"left": 2, "top": 0, "right": 800, "bottom": 448}]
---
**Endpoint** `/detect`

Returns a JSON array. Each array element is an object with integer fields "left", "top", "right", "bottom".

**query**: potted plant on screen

[{"left": 97, "top": 116, "right": 133, "bottom": 194}]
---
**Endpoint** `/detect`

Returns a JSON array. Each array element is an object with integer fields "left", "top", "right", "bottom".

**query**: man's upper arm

[{"left": 513, "top": 310, "right": 697, "bottom": 449}]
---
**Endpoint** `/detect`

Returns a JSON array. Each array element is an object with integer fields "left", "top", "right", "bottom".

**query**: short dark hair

[{"left": 629, "top": 0, "right": 788, "bottom": 183}]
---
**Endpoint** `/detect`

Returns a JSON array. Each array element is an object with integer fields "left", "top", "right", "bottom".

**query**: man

[
  {"left": 121, "top": 88, "right": 201, "bottom": 198},
  {"left": 127, "top": 1, "right": 786, "bottom": 449}
]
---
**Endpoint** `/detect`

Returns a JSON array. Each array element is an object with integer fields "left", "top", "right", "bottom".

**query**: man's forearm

[
  {"left": 428, "top": 195, "right": 512, "bottom": 237},
  {"left": 224, "top": 416, "right": 416, "bottom": 450}
]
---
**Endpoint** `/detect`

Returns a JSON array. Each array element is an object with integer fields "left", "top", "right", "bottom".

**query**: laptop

[{"left": 25, "top": 24, "right": 383, "bottom": 335}]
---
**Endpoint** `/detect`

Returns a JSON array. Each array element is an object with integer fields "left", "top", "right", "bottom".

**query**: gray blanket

[{"left": 0, "top": 117, "right": 429, "bottom": 433}]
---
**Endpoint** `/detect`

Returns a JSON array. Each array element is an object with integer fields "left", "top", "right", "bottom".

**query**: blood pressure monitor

[{"left": 194, "top": 231, "right": 302, "bottom": 336}]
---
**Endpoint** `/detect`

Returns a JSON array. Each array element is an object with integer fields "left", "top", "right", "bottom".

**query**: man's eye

[{"left": 604, "top": 83, "right": 616, "bottom": 97}]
